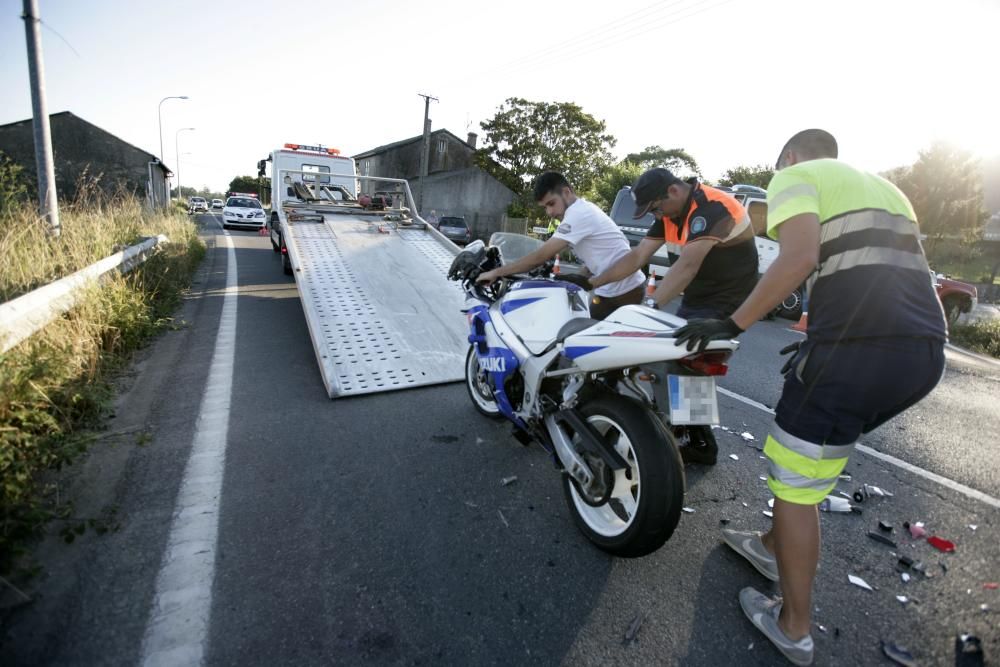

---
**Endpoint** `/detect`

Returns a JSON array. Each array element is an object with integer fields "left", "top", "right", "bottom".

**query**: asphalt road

[{"left": 2, "top": 214, "right": 997, "bottom": 666}]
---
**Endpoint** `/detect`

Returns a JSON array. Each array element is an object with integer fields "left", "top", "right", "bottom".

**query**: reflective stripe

[
  {"left": 821, "top": 209, "right": 916, "bottom": 239},
  {"left": 768, "top": 183, "right": 818, "bottom": 212},
  {"left": 767, "top": 476, "right": 837, "bottom": 505},
  {"left": 764, "top": 435, "right": 850, "bottom": 481},
  {"left": 817, "top": 246, "right": 928, "bottom": 279},
  {"left": 767, "top": 464, "right": 836, "bottom": 492},
  {"left": 772, "top": 422, "right": 855, "bottom": 460}
]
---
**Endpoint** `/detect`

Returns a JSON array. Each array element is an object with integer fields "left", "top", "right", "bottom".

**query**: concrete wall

[
  {"left": 415, "top": 167, "right": 516, "bottom": 240},
  {"left": 0, "top": 112, "right": 170, "bottom": 207}
]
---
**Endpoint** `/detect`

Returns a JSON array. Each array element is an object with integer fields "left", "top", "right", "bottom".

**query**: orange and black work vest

[{"left": 645, "top": 179, "right": 759, "bottom": 313}]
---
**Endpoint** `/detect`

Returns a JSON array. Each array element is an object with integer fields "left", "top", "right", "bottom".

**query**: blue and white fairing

[{"left": 496, "top": 280, "right": 590, "bottom": 354}]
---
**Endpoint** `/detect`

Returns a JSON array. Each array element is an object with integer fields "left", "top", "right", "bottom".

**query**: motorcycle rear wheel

[{"left": 562, "top": 395, "right": 685, "bottom": 558}]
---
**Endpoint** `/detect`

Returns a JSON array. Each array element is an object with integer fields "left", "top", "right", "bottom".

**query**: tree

[
  {"left": 582, "top": 161, "right": 645, "bottom": 212},
  {"left": 0, "top": 151, "right": 29, "bottom": 216},
  {"left": 624, "top": 146, "right": 701, "bottom": 177},
  {"left": 883, "top": 142, "right": 986, "bottom": 256},
  {"left": 477, "top": 98, "right": 617, "bottom": 196},
  {"left": 717, "top": 164, "right": 774, "bottom": 189},
  {"left": 227, "top": 175, "right": 269, "bottom": 200}
]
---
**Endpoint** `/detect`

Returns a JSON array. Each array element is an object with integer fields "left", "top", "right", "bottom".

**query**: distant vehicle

[
  {"left": 730, "top": 183, "right": 768, "bottom": 195},
  {"left": 188, "top": 196, "right": 208, "bottom": 214},
  {"left": 932, "top": 271, "right": 978, "bottom": 326},
  {"left": 222, "top": 196, "right": 266, "bottom": 230},
  {"left": 438, "top": 216, "right": 472, "bottom": 245},
  {"left": 211, "top": 198, "right": 224, "bottom": 210}
]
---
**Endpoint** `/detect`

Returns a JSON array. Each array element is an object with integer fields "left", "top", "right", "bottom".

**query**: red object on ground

[
  {"left": 927, "top": 535, "right": 956, "bottom": 552},
  {"left": 984, "top": 583, "right": 999, "bottom": 590}
]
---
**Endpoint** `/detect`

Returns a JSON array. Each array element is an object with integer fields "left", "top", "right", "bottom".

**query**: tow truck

[{"left": 258, "top": 143, "right": 467, "bottom": 398}]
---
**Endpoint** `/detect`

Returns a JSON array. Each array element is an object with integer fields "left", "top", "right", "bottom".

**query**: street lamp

[
  {"left": 157, "top": 95, "right": 188, "bottom": 204},
  {"left": 175, "top": 127, "right": 195, "bottom": 202}
]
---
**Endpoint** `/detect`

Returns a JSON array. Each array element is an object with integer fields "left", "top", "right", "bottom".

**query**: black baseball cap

[{"left": 631, "top": 168, "right": 681, "bottom": 219}]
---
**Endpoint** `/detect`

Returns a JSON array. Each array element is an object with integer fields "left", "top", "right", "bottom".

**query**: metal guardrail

[{"left": 0, "top": 235, "right": 168, "bottom": 354}]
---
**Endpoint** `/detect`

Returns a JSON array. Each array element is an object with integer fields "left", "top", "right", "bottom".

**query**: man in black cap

[
  {"left": 591, "top": 167, "right": 760, "bottom": 321},
  {"left": 589, "top": 168, "right": 760, "bottom": 465}
]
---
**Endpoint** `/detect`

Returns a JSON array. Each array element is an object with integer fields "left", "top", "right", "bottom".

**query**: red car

[{"left": 932, "top": 271, "right": 978, "bottom": 326}]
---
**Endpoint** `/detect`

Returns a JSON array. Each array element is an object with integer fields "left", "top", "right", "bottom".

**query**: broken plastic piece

[
  {"left": 759, "top": 475, "right": 767, "bottom": 481},
  {"left": 882, "top": 641, "right": 917, "bottom": 667},
  {"left": 721, "top": 426, "right": 730, "bottom": 431},
  {"left": 729, "top": 453, "right": 739, "bottom": 461},
  {"left": 984, "top": 582, "right": 999, "bottom": 590},
  {"left": 719, "top": 518, "right": 731, "bottom": 525},
  {"left": 928, "top": 536, "right": 956, "bottom": 552},
  {"left": 898, "top": 555, "right": 914, "bottom": 569},
  {"left": 815, "top": 623, "right": 827, "bottom": 633},
  {"left": 501, "top": 475, "right": 518, "bottom": 486},
  {"left": 968, "top": 524, "right": 978, "bottom": 531},
  {"left": 819, "top": 495, "right": 855, "bottom": 513},
  {"left": 848, "top": 574, "right": 874, "bottom": 591},
  {"left": 879, "top": 520, "right": 894, "bottom": 533},
  {"left": 742, "top": 502, "right": 748, "bottom": 507},
  {"left": 767, "top": 498, "right": 775, "bottom": 508},
  {"left": 763, "top": 510, "right": 773, "bottom": 518},
  {"left": 896, "top": 595, "right": 909, "bottom": 604},
  {"left": 682, "top": 507, "right": 695, "bottom": 513},
  {"left": 853, "top": 483, "right": 894, "bottom": 503},
  {"left": 981, "top": 604, "right": 990, "bottom": 612},
  {"left": 740, "top": 431, "right": 755, "bottom": 441},
  {"left": 622, "top": 614, "right": 644, "bottom": 645},
  {"left": 868, "top": 531, "right": 898, "bottom": 548},
  {"left": 907, "top": 522, "right": 927, "bottom": 539},
  {"left": 901, "top": 573, "right": 911, "bottom": 583},
  {"left": 839, "top": 473, "right": 852, "bottom": 482}
]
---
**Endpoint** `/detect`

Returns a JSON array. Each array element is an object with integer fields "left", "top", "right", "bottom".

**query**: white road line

[
  {"left": 717, "top": 386, "right": 1000, "bottom": 509},
  {"left": 141, "top": 230, "right": 237, "bottom": 666}
]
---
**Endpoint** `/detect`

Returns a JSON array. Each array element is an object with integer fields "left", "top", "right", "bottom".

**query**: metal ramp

[{"left": 283, "top": 214, "right": 467, "bottom": 398}]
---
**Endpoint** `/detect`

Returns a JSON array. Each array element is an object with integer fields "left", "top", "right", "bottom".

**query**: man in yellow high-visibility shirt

[{"left": 674, "top": 129, "right": 946, "bottom": 665}]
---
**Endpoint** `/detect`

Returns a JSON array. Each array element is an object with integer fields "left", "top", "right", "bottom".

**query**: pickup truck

[{"left": 608, "top": 186, "right": 802, "bottom": 319}]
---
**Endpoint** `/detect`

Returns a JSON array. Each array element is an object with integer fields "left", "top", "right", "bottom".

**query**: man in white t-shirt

[{"left": 477, "top": 172, "right": 646, "bottom": 319}]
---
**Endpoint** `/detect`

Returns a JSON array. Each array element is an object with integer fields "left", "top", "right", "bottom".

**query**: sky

[{"left": 2, "top": 0, "right": 999, "bottom": 194}]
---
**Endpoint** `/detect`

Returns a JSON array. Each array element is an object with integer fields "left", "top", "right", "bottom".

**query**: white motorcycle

[{"left": 448, "top": 241, "right": 739, "bottom": 557}]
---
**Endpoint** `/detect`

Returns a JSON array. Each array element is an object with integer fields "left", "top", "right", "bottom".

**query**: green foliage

[
  {"left": 717, "top": 164, "right": 774, "bottom": 189},
  {"left": 582, "top": 161, "right": 645, "bottom": 212},
  {"left": 226, "top": 175, "right": 269, "bottom": 198},
  {"left": 883, "top": 142, "right": 987, "bottom": 256},
  {"left": 0, "top": 150, "right": 30, "bottom": 216},
  {"left": 624, "top": 146, "right": 701, "bottom": 177},
  {"left": 0, "top": 197, "right": 204, "bottom": 573},
  {"left": 949, "top": 318, "right": 1000, "bottom": 358},
  {"left": 477, "top": 98, "right": 617, "bottom": 195}
]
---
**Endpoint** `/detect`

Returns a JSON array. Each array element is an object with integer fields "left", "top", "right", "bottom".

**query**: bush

[
  {"left": 950, "top": 318, "right": 1000, "bottom": 358},
  {"left": 0, "top": 190, "right": 204, "bottom": 573}
]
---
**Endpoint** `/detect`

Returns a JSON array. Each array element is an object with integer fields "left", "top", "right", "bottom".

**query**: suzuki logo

[{"left": 481, "top": 356, "right": 506, "bottom": 372}]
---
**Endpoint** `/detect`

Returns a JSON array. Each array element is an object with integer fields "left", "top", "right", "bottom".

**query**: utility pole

[
  {"left": 417, "top": 93, "right": 438, "bottom": 213},
  {"left": 21, "top": 0, "right": 60, "bottom": 237}
]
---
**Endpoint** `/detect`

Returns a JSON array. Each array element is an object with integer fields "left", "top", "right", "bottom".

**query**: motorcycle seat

[{"left": 555, "top": 317, "right": 599, "bottom": 343}]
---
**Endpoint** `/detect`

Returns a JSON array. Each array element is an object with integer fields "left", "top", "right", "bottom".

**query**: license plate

[{"left": 667, "top": 375, "right": 719, "bottom": 425}]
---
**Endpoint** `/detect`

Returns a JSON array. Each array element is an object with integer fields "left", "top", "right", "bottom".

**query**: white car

[
  {"left": 222, "top": 196, "right": 266, "bottom": 230},
  {"left": 188, "top": 196, "right": 208, "bottom": 213},
  {"left": 211, "top": 198, "right": 224, "bottom": 210}
]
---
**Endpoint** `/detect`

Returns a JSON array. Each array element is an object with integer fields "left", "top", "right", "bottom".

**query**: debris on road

[
  {"left": 904, "top": 521, "right": 927, "bottom": 539},
  {"left": 901, "top": 573, "right": 911, "bottom": 583},
  {"left": 968, "top": 524, "right": 978, "bottom": 531},
  {"left": 622, "top": 614, "right": 644, "bottom": 645},
  {"left": 759, "top": 475, "right": 767, "bottom": 481},
  {"left": 878, "top": 520, "right": 894, "bottom": 532},
  {"left": 767, "top": 498, "right": 775, "bottom": 508},
  {"left": 980, "top": 604, "right": 989, "bottom": 612},
  {"left": 928, "top": 536, "right": 956, "bottom": 552},
  {"left": 955, "top": 634, "right": 984, "bottom": 667},
  {"left": 497, "top": 509, "right": 509, "bottom": 528},
  {"left": 868, "top": 531, "right": 898, "bottom": 548},
  {"left": 839, "top": 473, "right": 853, "bottom": 482},
  {"left": 729, "top": 453, "right": 739, "bottom": 461},
  {"left": 815, "top": 623, "right": 827, "bottom": 633},
  {"left": 763, "top": 510, "right": 773, "bottom": 518},
  {"left": 819, "top": 495, "right": 858, "bottom": 514},
  {"left": 984, "top": 583, "right": 999, "bottom": 590},
  {"left": 740, "top": 432, "right": 755, "bottom": 442},
  {"left": 720, "top": 518, "right": 731, "bottom": 525},
  {"left": 896, "top": 595, "right": 909, "bottom": 604},
  {"left": 501, "top": 475, "right": 518, "bottom": 487},
  {"left": 882, "top": 640, "right": 918, "bottom": 667},
  {"left": 748, "top": 642, "right": 754, "bottom": 650},
  {"left": 898, "top": 555, "right": 914, "bottom": 570},
  {"left": 682, "top": 507, "right": 695, "bottom": 513},
  {"left": 849, "top": 574, "right": 875, "bottom": 591},
  {"left": 721, "top": 426, "right": 730, "bottom": 431},
  {"left": 853, "top": 484, "right": 894, "bottom": 503}
]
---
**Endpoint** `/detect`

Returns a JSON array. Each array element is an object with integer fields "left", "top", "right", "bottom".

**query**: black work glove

[
  {"left": 673, "top": 318, "right": 744, "bottom": 353},
  {"left": 778, "top": 341, "right": 802, "bottom": 375}
]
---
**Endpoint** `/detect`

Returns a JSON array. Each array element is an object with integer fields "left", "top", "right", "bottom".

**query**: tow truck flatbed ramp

[{"left": 283, "top": 214, "right": 467, "bottom": 398}]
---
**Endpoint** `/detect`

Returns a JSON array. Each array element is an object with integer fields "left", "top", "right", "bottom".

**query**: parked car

[
  {"left": 188, "top": 196, "right": 208, "bottom": 214},
  {"left": 932, "top": 271, "right": 978, "bottom": 326},
  {"left": 438, "top": 216, "right": 472, "bottom": 245},
  {"left": 211, "top": 198, "right": 224, "bottom": 210},
  {"left": 222, "top": 196, "right": 266, "bottom": 230}
]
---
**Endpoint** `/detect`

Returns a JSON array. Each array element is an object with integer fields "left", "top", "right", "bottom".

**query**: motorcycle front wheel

[
  {"left": 465, "top": 346, "right": 502, "bottom": 419},
  {"left": 562, "top": 394, "right": 685, "bottom": 558}
]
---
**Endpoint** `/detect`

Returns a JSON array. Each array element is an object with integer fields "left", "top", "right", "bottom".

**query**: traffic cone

[
  {"left": 791, "top": 311, "right": 808, "bottom": 333},
  {"left": 551, "top": 256, "right": 561, "bottom": 277}
]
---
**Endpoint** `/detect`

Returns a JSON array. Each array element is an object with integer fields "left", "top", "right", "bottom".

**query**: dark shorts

[
  {"left": 765, "top": 337, "right": 945, "bottom": 504},
  {"left": 675, "top": 302, "right": 731, "bottom": 320},
  {"left": 589, "top": 285, "right": 644, "bottom": 320}
]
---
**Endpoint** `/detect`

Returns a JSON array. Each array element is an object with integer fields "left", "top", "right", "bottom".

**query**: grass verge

[
  {"left": 950, "top": 319, "right": 1000, "bottom": 359},
  {"left": 0, "top": 192, "right": 204, "bottom": 574}
]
